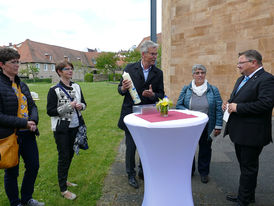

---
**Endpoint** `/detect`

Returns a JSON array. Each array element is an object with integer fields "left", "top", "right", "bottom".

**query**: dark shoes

[
  {"left": 200, "top": 175, "right": 209, "bottom": 184},
  {"left": 138, "top": 170, "right": 144, "bottom": 180},
  {"left": 128, "top": 176, "right": 139, "bottom": 189},
  {"left": 226, "top": 194, "right": 255, "bottom": 204},
  {"left": 226, "top": 194, "right": 238, "bottom": 202}
]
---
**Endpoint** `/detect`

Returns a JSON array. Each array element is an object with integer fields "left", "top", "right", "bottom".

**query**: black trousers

[
  {"left": 235, "top": 143, "right": 263, "bottom": 205},
  {"left": 192, "top": 125, "right": 212, "bottom": 176},
  {"left": 4, "top": 131, "right": 40, "bottom": 206},
  {"left": 125, "top": 130, "right": 142, "bottom": 177},
  {"left": 54, "top": 127, "right": 78, "bottom": 192}
]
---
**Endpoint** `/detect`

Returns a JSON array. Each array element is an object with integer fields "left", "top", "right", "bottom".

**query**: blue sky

[{"left": 0, "top": 0, "right": 162, "bottom": 52}]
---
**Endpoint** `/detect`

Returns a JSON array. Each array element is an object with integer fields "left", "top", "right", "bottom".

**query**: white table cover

[{"left": 124, "top": 109, "right": 208, "bottom": 206}]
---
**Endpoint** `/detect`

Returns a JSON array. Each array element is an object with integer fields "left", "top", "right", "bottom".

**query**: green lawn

[{"left": 0, "top": 82, "right": 124, "bottom": 206}]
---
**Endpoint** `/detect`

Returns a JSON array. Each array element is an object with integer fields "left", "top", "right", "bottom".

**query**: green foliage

[
  {"left": 156, "top": 45, "right": 162, "bottom": 69},
  {"left": 0, "top": 82, "right": 123, "bottom": 206},
  {"left": 22, "top": 78, "right": 52, "bottom": 83},
  {"left": 123, "top": 49, "right": 141, "bottom": 67},
  {"left": 95, "top": 52, "right": 119, "bottom": 74},
  {"left": 84, "top": 73, "right": 93, "bottom": 82},
  {"left": 19, "top": 64, "right": 39, "bottom": 79},
  {"left": 109, "top": 73, "right": 122, "bottom": 81}
]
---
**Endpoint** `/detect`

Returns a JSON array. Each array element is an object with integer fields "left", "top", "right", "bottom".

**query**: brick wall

[{"left": 162, "top": 0, "right": 274, "bottom": 113}]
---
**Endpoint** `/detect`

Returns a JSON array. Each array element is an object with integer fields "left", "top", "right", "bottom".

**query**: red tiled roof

[
  {"left": 137, "top": 33, "right": 162, "bottom": 49},
  {"left": 16, "top": 39, "right": 99, "bottom": 67}
]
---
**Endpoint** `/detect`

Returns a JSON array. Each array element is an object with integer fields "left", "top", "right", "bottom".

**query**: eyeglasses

[
  {"left": 6, "top": 60, "right": 20, "bottom": 65},
  {"left": 62, "top": 67, "right": 74, "bottom": 71},
  {"left": 237, "top": 60, "right": 252, "bottom": 65},
  {"left": 194, "top": 71, "right": 206, "bottom": 75},
  {"left": 147, "top": 52, "right": 158, "bottom": 56}
]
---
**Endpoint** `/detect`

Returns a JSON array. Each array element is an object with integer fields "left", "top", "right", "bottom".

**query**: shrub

[
  {"left": 109, "top": 73, "right": 122, "bottom": 81},
  {"left": 84, "top": 73, "right": 93, "bottom": 82},
  {"left": 22, "top": 78, "right": 51, "bottom": 83}
]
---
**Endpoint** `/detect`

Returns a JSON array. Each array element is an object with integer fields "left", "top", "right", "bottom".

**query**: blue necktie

[{"left": 236, "top": 76, "right": 250, "bottom": 93}]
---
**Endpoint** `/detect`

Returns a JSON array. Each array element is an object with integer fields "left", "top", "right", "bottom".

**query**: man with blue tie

[{"left": 223, "top": 50, "right": 274, "bottom": 206}]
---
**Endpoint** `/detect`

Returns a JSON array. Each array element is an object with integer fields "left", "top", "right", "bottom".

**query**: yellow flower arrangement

[{"left": 156, "top": 96, "right": 173, "bottom": 117}]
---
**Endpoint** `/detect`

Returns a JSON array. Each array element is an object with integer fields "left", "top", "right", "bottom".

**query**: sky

[{"left": 0, "top": 0, "right": 162, "bottom": 52}]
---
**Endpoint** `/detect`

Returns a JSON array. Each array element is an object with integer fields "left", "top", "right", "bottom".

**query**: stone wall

[{"left": 162, "top": 0, "right": 274, "bottom": 109}]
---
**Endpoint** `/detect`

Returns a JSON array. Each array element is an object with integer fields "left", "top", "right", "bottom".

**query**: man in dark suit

[
  {"left": 118, "top": 40, "right": 165, "bottom": 188},
  {"left": 223, "top": 50, "right": 274, "bottom": 206}
]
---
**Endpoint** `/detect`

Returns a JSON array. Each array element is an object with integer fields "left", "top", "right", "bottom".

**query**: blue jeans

[{"left": 4, "top": 131, "right": 40, "bottom": 206}]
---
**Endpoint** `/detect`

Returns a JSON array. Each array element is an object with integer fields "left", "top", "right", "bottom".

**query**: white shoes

[
  {"left": 61, "top": 190, "right": 77, "bottom": 200},
  {"left": 66, "top": 181, "right": 78, "bottom": 187}
]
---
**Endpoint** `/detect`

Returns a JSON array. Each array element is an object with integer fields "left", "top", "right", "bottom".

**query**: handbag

[
  {"left": 57, "top": 83, "right": 89, "bottom": 154},
  {"left": 0, "top": 132, "right": 19, "bottom": 169}
]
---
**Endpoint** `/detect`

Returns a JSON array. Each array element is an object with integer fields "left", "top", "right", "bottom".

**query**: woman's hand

[
  {"left": 27, "top": 121, "right": 37, "bottom": 132},
  {"left": 222, "top": 101, "right": 227, "bottom": 111},
  {"left": 214, "top": 129, "right": 221, "bottom": 136},
  {"left": 75, "top": 103, "right": 83, "bottom": 111},
  {"left": 70, "top": 101, "right": 77, "bottom": 108}
]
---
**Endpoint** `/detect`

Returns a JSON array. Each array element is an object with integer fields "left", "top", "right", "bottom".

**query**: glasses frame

[
  {"left": 62, "top": 67, "right": 74, "bottom": 71},
  {"left": 193, "top": 71, "right": 206, "bottom": 75},
  {"left": 237, "top": 60, "right": 253, "bottom": 65},
  {"left": 6, "top": 60, "right": 20, "bottom": 65}
]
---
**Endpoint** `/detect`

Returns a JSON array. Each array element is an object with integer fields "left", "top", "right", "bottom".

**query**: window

[
  {"left": 44, "top": 64, "right": 48, "bottom": 71},
  {"left": 51, "top": 64, "right": 55, "bottom": 71},
  {"left": 92, "top": 58, "right": 96, "bottom": 64},
  {"left": 35, "top": 63, "right": 40, "bottom": 69}
]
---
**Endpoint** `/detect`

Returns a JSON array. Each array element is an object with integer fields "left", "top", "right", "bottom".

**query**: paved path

[{"left": 97, "top": 121, "right": 274, "bottom": 206}]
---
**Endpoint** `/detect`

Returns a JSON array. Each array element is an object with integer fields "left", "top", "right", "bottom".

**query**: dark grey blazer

[
  {"left": 224, "top": 68, "right": 274, "bottom": 146},
  {"left": 118, "top": 61, "right": 165, "bottom": 131}
]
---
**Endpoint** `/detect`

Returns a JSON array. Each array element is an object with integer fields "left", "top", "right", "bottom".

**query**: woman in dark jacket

[
  {"left": 176, "top": 64, "right": 223, "bottom": 184},
  {"left": 0, "top": 48, "right": 44, "bottom": 206},
  {"left": 47, "top": 61, "right": 87, "bottom": 200}
]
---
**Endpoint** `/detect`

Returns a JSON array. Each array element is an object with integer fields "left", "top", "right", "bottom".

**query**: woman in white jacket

[{"left": 47, "top": 61, "right": 87, "bottom": 200}]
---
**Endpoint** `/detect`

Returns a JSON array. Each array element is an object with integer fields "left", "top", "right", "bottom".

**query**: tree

[
  {"left": 19, "top": 64, "right": 39, "bottom": 81},
  {"left": 123, "top": 49, "right": 141, "bottom": 66},
  {"left": 156, "top": 45, "right": 161, "bottom": 69},
  {"left": 95, "top": 52, "right": 119, "bottom": 80},
  {"left": 121, "top": 46, "right": 162, "bottom": 69}
]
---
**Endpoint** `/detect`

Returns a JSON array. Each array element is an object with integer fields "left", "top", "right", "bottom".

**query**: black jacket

[
  {"left": 118, "top": 61, "right": 165, "bottom": 131},
  {"left": 224, "top": 68, "right": 274, "bottom": 146},
  {"left": 0, "top": 71, "right": 39, "bottom": 139}
]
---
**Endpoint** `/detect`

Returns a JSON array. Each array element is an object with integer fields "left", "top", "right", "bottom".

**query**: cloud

[{"left": 0, "top": 0, "right": 162, "bottom": 52}]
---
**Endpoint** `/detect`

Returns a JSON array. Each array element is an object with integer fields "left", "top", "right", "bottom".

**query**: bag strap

[{"left": 57, "top": 83, "right": 81, "bottom": 118}]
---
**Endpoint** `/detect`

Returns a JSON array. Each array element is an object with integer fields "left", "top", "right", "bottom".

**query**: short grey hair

[
  {"left": 192, "top": 64, "right": 207, "bottom": 74},
  {"left": 140, "top": 40, "right": 158, "bottom": 53}
]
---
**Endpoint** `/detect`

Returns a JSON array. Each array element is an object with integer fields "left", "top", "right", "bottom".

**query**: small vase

[{"left": 160, "top": 105, "right": 168, "bottom": 117}]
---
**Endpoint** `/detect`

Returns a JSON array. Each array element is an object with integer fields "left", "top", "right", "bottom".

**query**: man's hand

[
  {"left": 121, "top": 79, "right": 131, "bottom": 92},
  {"left": 228, "top": 103, "right": 237, "bottom": 113},
  {"left": 142, "top": 84, "right": 155, "bottom": 98}
]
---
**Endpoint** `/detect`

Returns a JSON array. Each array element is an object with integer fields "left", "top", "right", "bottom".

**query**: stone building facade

[{"left": 162, "top": 0, "right": 274, "bottom": 107}]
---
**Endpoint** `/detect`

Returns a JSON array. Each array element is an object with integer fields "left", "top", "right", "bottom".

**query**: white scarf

[{"left": 192, "top": 79, "right": 208, "bottom": 96}]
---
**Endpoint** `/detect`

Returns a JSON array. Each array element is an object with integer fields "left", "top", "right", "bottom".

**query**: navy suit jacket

[
  {"left": 224, "top": 68, "right": 274, "bottom": 146},
  {"left": 118, "top": 61, "right": 165, "bottom": 131}
]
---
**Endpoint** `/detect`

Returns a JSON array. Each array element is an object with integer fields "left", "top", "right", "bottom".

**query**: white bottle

[{"left": 122, "top": 72, "right": 141, "bottom": 104}]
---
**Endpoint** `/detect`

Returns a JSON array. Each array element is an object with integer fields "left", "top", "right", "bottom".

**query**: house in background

[
  {"left": 137, "top": 33, "right": 162, "bottom": 49},
  {"left": 12, "top": 39, "right": 99, "bottom": 82}
]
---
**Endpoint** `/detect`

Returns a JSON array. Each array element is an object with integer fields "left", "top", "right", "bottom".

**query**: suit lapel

[
  {"left": 133, "top": 62, "right": 145, "bottom": 83},
  {"left": 232, "top": 68, "right": 265, "bottom": 99},
  {"left": 146, "top": 66, "right": 157, "bottom": 83}
]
